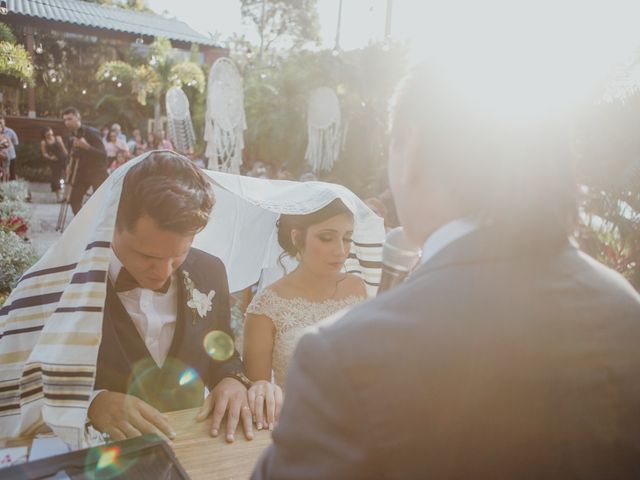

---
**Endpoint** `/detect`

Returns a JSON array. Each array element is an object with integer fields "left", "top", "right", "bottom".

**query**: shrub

[
  {"left": 0, "top": 179, "right": 30, "bottom": 202},
  {"left": 0, "top": 230, "right": 37, "bottom": 292},
  {"left": 0, "top": 199, "right": 31, "bottom": 224},
  {"left": 15, "top": 143, "right": 51, "bottom": 182},
  {"left": 0, "top": 215, "right": 29, "bottom": 238}
]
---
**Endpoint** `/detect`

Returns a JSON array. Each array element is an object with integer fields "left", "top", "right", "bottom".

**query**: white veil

[{"left": 0, "top": 151, "right": 383, "bottom": 447}]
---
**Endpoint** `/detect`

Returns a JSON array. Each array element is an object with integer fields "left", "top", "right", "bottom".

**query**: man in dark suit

[
  {"left": 252, "top": 63, "right": 640, "bottom": 478},
  {"left": 88, "top": 152, "right": 254, "bottom": 444},
  {"left": 62, "top": 107, "right": 108, "bottom": 215}
]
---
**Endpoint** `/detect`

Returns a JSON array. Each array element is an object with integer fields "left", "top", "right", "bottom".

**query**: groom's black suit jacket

[
  {"left": 95, "top": 248, "right": 244, "bottom": 412},
  {"left": 253, "top": 226, "right": 640, "bottom": 479}
]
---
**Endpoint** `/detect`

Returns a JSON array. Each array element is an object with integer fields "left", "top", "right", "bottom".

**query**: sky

[
  {"left": 147, "top": 0, "right": 403, "bottom": 50},
  {"left": 146, "top": 0, "right": 640, "bottom": 110}
]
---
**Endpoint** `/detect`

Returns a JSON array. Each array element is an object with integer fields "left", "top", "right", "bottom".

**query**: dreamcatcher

[
  {"left": 304, "top": 87, "right": 341, "bottom": 173},
  {"left": 165, "top": 86, "right": 196, "bottom": 153},
  {"left": 205, "top": 58, "right": 246, "bottom": 173}
]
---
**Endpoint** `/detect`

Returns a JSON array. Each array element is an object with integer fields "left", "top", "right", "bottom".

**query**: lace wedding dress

[{"left": 246, "top": 289, "right": 365, "bottom": 387}]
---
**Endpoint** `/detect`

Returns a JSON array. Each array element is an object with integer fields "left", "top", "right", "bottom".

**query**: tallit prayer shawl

[{"left": 0, "top": 151, "right": 383, "bottom": 448}]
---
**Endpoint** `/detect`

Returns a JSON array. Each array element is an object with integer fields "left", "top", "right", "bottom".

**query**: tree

[
  {"left": 0, "top": 22, "right": 34, "bottom": 86},
  {"left": 240, "top": 41, "right": 407, "bottom": 195},
  {"left": 96, "top": 38, "right": 204, "bottom": 131},
  {"left": 240, "top": 0, "right": 320, "bottom": 61}
]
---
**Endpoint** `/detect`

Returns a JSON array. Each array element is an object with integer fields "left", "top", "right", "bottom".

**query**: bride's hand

[{"left": 248, "top": 380, "right": 283, "bottom": 431}]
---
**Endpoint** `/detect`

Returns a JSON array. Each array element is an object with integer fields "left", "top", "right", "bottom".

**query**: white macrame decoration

[
  {"left": 166, "top": 86, "right": 196, "bottom": 153},
  {"left": 305, "top": 87, "right": 341, "bottom": 173},
  {"left": 205, "top": 58, "right": 246, "bottom": 173}
]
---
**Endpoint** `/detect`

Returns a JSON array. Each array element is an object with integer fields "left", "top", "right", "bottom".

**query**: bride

[{"left": 243, "top": 199, "right": 367, "bottom": 430}]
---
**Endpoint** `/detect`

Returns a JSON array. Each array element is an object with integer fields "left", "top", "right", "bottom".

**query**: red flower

[{"left": 0, "top": 215, "right": 29, "bottom": 238}]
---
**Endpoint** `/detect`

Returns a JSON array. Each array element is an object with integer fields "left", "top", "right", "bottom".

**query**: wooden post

[{"left": 24, "top": 28, "right": 36, "bottom": 118}]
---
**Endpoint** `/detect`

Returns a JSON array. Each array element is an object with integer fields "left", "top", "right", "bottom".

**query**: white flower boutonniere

[{"left": 183, "top": 271, "right": 215, "bottom": 324}]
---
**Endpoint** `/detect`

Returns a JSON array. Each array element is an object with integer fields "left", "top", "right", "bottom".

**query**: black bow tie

[{"left": 114, "top": 267, "right": 171, "bottom": 294}]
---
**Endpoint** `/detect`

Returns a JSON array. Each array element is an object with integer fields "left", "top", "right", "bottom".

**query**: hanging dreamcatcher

[
  {"left": 165, "top": 86, "right": 196, "bottom": 153},
  {"left": 205, "top": 58, "right": 246, "bottom": 173},
  {"left": 305, "top": 87, "right": 341, "bottom": 173}
]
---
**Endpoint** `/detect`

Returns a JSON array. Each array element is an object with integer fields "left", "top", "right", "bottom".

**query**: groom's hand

[
  {"left": 88, "top": 391, "right": 176, "bottom": 442},
  {"left": 196, "top": 377, "right": 254, "bottom": 443}
]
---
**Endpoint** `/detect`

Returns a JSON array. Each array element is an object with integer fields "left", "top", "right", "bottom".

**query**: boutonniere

[{"left": 182, "top": 271, "right": 215, "bottom": 325}]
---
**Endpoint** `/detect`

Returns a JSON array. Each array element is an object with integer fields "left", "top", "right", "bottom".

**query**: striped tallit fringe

[{"left": 0, "top": 183, "right": 119, "bottom": 448}]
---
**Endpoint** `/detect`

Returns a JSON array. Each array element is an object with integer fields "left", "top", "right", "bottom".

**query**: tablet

[{"left": 0, "top": 434, "right": 190, "bottom": 479}]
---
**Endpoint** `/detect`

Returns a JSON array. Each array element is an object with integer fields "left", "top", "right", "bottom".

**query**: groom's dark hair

[{"left": 116, "top": 152, "right": 214, "bottom": 235}]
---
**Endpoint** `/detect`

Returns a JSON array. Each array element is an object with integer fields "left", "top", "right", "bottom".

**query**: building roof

[{"left": 6, "top": 0, "right": 218, "bottom": 47}]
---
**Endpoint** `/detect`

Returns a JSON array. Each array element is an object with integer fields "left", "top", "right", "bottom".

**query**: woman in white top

[{"left": 243, "top": 199, "right": 367, "bottom": 431}]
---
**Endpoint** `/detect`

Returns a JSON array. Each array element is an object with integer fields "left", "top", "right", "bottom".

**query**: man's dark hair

[
  {"left": 116, "top": 152, "right": 215, "bottom": 235},
  {"left": 390, "top": 63, "right": 577, "bottom": 243},
  {"left": 62, "top": 106, "right": 80, "bottom": 117}
]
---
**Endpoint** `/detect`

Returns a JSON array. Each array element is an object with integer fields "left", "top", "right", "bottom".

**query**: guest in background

[
  {"left": 146, "top": 131, "right": 155, "bottom": 151},
  {"left": 152, "top": 130, "right": 173, "bottom": 151},
  {"left": 104, "top": 129, "right": 129, "bottom": 165},
  {"left": 100, "top": 125, "right": 110, "bottom": 144},
  {"left": 128, "top": 129, "right": 146, "bottom": 156},
  {"left": 108, "top": 149, "right": 129, "bottom": 174},
  {"left": 40, "top": 127, "right": 68, "bottom": 202},
  {"left": 0, "top": 128, "right": 11, "bottom": 182},
  {"left": 243, "top": 199, "right": 367, "bottom": 431},
  {"left": 299, "top": 172, "right": 317, "bottom": 182},
  {"left": 0, "top": 115, "right": 19, "bottom": 180},
  {"left": 111, "top": 123, "right": 127, "bottom": 143}
]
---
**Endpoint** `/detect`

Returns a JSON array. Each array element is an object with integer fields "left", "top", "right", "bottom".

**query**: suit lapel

[
  {"left": 105, "top": 281, "right": 154, "bottom": 367},
  {"left": 166, "top": 266, "right": 188, "bottom": 362}
]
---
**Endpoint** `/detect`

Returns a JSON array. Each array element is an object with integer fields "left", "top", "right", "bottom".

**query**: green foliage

[
  {"left": 0, "top": 42, "right": 34, "bottom": 85},
  {"left": 240, "top": 41, "right": 407, "bottom": 195},
  {"left": 575, "top": 98, "right": 640, "bottom": 289},
  {"left": 95, "top": 61, "right": 136, "bottom": 83},
  {"left": 0, "top": 22, "right": 16, "bottom": 44},
  {"left": 170, "top": 62, "right": 205, "bottom": 93},
  {"left": 0, "top": 230, "right": 38, "bottom": 293},
  {"left": 15, "top": 144, "right": 51, "bottom": 182},
  {"left": 95, "top": 37, "right": 204, "bottom": 123}
]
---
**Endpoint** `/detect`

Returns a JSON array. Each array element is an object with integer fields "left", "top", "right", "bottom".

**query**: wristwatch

[{"left": 224, "top": 371, "right": 253, "bottom": 389}]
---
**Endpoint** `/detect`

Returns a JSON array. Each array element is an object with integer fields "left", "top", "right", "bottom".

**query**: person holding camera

[{"left": 62, "top": 107, "right": 107, "bottom": 215}]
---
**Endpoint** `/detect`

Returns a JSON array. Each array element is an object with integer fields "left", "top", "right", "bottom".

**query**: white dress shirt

[
  {"left": 421, "top": 218, "right": 478, "bottom": 265},
  {"left": 107, "top": 252, "right": 178, "bottom": 367},
  {"left": 90, "top": 253, "right": 179, "bottom": 405}
]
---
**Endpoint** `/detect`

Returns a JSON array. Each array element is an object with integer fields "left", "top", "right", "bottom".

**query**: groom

[{"left": 88, "top": 152, "right": 254, "bottom": 443}]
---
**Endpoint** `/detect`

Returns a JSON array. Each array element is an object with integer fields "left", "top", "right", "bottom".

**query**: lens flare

[
  {"left": 203, "top": 330, "right": 234, "bottom": 361},
  {"left": 96, "top": 447, "right": 119, "bottom": 471},
  {"left": 178, "top": 368, "right": 198, "bottom": 386},
  {"left": 128, "top": 358, "right": 205, "bottom": 412}
]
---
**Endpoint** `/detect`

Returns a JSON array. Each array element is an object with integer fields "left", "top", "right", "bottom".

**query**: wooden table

[
  {"left": 166, "top": 408, "right": 272, "bottom": 480},
  {"left": 0, "top": 408, "right": 272, "bottom": 480}
]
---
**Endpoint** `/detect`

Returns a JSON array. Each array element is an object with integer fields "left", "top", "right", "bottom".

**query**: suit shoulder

[
  {"left": 187, "top": 248, "right": 225, "bottom": 271},
  {"left": 84, "top": 125, "right": 101, "bottom": 137}
]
